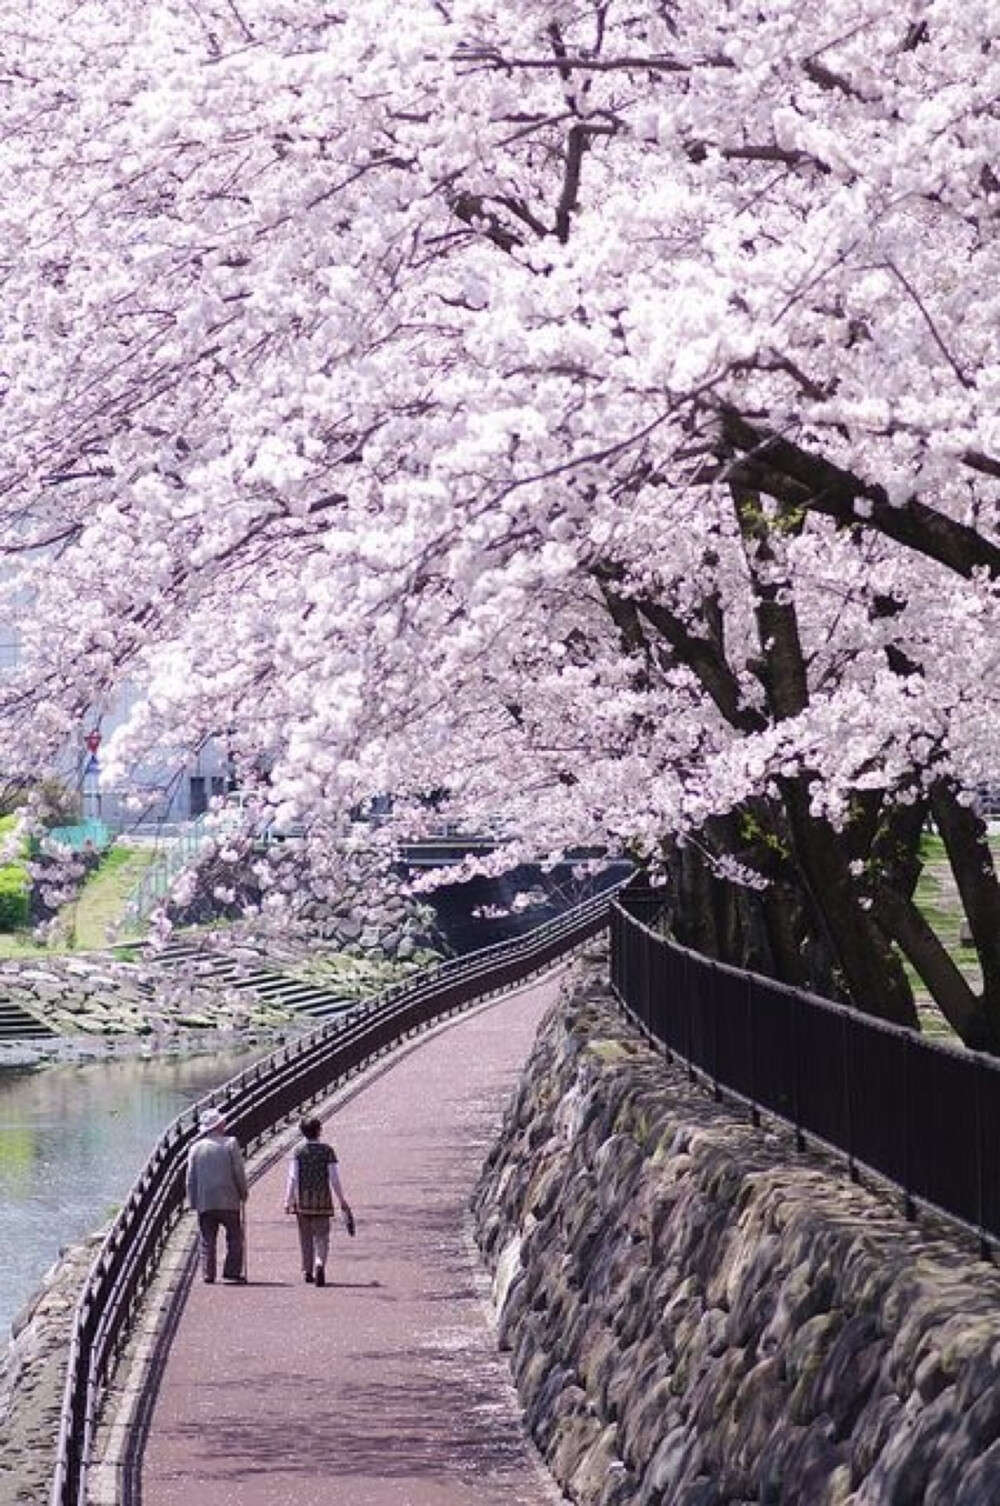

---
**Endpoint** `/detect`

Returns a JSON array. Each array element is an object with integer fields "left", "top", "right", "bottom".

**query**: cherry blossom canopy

[{"left": 3, "top": 1, "right": 1000, "bottom": 1037}]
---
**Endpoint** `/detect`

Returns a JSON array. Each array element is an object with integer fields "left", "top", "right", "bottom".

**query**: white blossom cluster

[{"left": 0, "top": 0, "right": 997, "bottom": 897}]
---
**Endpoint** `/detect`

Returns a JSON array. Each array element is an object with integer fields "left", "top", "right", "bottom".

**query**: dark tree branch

[{"left": 720, "top": 409, "right": 1000, "bottom": 580}]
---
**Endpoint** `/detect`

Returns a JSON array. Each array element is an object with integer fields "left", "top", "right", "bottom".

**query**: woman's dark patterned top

[{"left": 291, "top": 1140, "right": 339, "bottom": 1214}]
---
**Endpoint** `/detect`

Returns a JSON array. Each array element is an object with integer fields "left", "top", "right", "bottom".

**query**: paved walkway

[{"left": 136, "top": 975, "right": 567, "bottom": 1506}]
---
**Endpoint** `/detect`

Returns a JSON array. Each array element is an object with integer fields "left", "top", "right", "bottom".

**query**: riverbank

[
  {"left": 0, "top": 1037, "right": 288, "bottom": 1505},
  {"left": 0, "top": 1229, "right": 104, "bottom": 1506},
  {"left": 0, "top": 1020, "right": 296, "bottom": 1070},
  {"left": 0, "top": 886, "right": 447, "bottom": 1059}
]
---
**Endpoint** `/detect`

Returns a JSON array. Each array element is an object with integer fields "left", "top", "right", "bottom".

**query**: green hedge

[
  {"left": 0, "top": 867, "right": 29, "bottom": 929},
  {"left": 0, "top": 815, "right": 30, "bottom": 931}
]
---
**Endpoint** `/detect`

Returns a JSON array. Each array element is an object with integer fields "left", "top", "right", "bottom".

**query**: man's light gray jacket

[{"left": 186, "top": 1133, "right": 248, "bottom": 1212}]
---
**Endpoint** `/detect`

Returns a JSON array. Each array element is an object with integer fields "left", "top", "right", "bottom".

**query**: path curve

[{"left": 137, "top": 974, "right": 567, "bottom": 1506}]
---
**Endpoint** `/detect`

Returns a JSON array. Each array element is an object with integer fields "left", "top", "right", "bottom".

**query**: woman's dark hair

[{"left": 300, "top": 1116, "right": 322, "bottom": 1139}]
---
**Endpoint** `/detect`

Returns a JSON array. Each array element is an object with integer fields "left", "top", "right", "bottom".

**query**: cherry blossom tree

[{"left": 3, "top": 0, "right": 1000, "bottom": 1043}]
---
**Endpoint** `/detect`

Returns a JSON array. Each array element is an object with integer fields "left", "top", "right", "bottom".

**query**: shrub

[
  {"left": 0, "top": 814, "right": 31, "bottom": 931},
  {"left": 0, "top": 866, "right": 29, "bottom": 930}
]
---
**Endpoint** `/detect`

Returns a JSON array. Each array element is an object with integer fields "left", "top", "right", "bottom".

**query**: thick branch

[
  {"left": 721, "top": 409, "right": 1000, "bottom": 580},
  {"left": 731, "top": 484, "right": 810, "bottom": 721},
  {"left": 870, "top": 882, "right": 988, "bottom": 1046},
  {"left": 593, "top": 561, "right": 764, "bottom": 732},
  {"left": 778, "top": 776, "right": 920, "bottom": 1027},
  {"left": 930, "top": 781, "right": 1000, "bottom": 999}
]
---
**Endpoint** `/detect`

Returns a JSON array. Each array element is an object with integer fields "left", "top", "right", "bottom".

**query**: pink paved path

[{"left": 140, "top": 976, "right": 566, "bottom": 1506}]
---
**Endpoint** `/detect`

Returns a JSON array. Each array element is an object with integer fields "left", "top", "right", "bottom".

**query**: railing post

[
  {"left": 976, "top": 1055, "right": 988, "bottom": 1259},
  {"left": 748, "top": 972, "right": 759, "bottom": 1128},
  {"left": 902, "top": 1030, "right": 915, "bottom": 1222},
  {"left": 711, "top": 963, "right": 721, "bottom": 1101},
  {"left": 683, "top": 949, "right": 694, "bottom": 1083},
  {"left": 792, "top": 992, "right": 804, "bottom": 1152},
  {"left": 843, "top": 1012, "right": 857, "bottom": 1184}
]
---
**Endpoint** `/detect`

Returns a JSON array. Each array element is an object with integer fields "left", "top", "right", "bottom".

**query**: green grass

[
  {"left": 0, "top": 814, "right": 31, "bottom": 931},
  {"left": 73, "top": 845, "right": 155, "bottom": 948},
  {"left": 906, "top": 831, "right": 994, "bottom": 1044}
]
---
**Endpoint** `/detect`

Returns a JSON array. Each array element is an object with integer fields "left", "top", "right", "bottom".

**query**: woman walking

[{"left": 284, "top": 1115, "right": 353, "bottom": 1287}]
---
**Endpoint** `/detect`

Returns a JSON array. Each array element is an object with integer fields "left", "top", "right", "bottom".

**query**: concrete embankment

[
  {"left": 0, "top": 1231, "right": 105, "bottom": 1506},
  {"left": 473, "top": 957, "right": 1000, "bottom": 1505},
  {"left": 0, "top": 894, "right": 444, "bottom": 1064}
]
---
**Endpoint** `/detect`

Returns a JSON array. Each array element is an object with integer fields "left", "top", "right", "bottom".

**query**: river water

[{"left": 0, "top": 1043, "right": 274, "bottom": 1343}]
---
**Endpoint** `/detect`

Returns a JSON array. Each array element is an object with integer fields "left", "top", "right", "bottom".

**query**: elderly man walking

[{"left": 186, "top": 1106, "right": 249, "bottom": 1284}]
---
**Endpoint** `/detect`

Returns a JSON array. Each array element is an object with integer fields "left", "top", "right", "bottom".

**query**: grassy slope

[
  {"left": 72, "top": 845, "right": 155, "bottom": 949},
  {"left": 908, "top": 833, "right": 986, "bottom": 1045},
  {"left": 0, "top": 843, "right": 155, "bottom": 958}
]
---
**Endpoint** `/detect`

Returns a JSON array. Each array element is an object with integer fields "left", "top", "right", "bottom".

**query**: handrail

[
  {"left": 50, "top": 888, "right": 616, "bottom": 1506},
  {"left": 610, "top": 881, "right": 1000, "bottom": 1259}
]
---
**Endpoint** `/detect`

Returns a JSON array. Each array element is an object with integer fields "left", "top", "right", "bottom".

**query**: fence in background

[
  {"left": 46, "top": 820, "right": 111, "bottom": 852},
  {"left": 120, "top": 816, "right": 215, "bottom": 928}
]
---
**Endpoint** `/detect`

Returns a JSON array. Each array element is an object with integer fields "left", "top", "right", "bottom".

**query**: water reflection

[{"left": 0, "top": 1044, "right": 272, "bottom": 1341}]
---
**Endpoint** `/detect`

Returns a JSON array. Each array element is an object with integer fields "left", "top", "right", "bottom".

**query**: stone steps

[
  {"left": 150, "top": 943, "right": 356, "bottom": 1022},
  {"left": 0, "top": 939, "right": 357, "bottom": 1044},
  {"left": 0, "top": 998, "right": 58, "bottom": 1041}
]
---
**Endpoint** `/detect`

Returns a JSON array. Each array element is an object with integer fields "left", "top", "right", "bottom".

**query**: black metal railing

[
  {"left": 51, "top": 891, "right": 614, "bottom": 1506},
  {"left": 611, "top": 886, "right": 1000, "bottom": 1254}
]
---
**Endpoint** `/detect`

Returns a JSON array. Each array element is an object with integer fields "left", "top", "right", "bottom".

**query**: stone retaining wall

[{"left": 472, "top": 960, "right": 1000, "bottom": 1506}]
